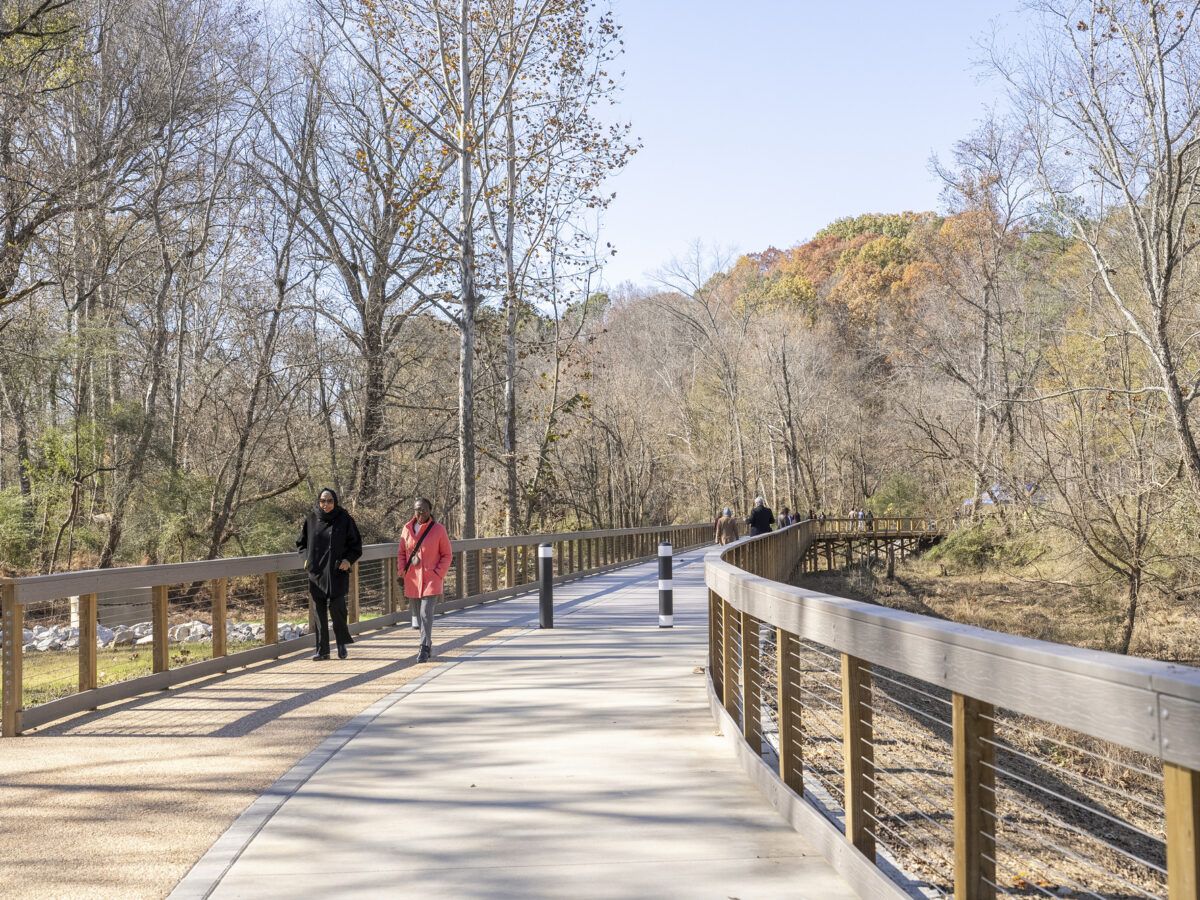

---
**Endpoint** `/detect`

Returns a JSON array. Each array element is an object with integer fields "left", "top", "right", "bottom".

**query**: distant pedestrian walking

[
  {"left": 746, "top": 496, "right": 775, "bottom": 536},
  {"left": 778, "top": 507, "right": 792, "bottom": 527},
  {"left": 716, "top": 507, "right": 741, "bottom": 545},
  {"left": 296, "top": 488, "right": 362, "bottom": 661},
  {"left": 399, "top": 497, "right": 452, "bottom": 663}
]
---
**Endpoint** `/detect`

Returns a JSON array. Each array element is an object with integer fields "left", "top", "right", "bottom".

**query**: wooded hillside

[{"left": 1, "top": 0, "right": 1197, "bottom": 653}]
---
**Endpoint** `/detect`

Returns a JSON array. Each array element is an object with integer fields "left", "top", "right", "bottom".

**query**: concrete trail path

[{"left": 172, "top": 548, "right": 859, "bottom": 900}]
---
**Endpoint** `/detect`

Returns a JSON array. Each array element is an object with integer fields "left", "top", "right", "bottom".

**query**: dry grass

[
  {"left": 785, "top": 545, "right": 1181, "bottom": 897},
  {"left": 800, "top": 555, "right": 1200, "bottom": 667}
]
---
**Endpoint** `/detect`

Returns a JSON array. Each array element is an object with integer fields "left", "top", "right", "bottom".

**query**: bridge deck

[{"left": 170, "top": 549, "right": 858, "bottom": 899}]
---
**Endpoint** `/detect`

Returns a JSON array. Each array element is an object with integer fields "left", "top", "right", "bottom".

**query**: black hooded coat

[{"left": 296, "top": 490, "right": 363, "bottom": 597}]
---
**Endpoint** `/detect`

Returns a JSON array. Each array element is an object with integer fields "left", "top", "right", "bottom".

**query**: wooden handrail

[
  {"left": 1, "top": 522, "right": 711, "bottom": 736},
  {"left": 706, "top": 521, "right": 1200, "bottom": 898}
]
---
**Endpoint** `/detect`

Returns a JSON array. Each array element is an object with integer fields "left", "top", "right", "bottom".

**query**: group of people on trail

[
  {"left": 297, "top": 491, "right": 450, "bottom": 664},
  {"left": 847, "top": 506, "right": 875, "bottom": 531},
  {"left": 716, "top": 500, "right": 869, "bottom": 545},
  {"left": 714, "top": 498, "right": 824, "bottom": 545}
]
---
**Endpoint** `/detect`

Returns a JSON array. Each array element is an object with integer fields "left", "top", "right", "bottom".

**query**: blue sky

[{"left": 596, "top": 1, "right": 1022, "bottom": 288}]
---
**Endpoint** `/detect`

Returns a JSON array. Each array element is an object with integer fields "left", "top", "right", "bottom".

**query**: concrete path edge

[
  {"left": 707, "top": 674, "right": 917, "bottom": 900},
  {"left": 167, "top": 625, "right": 537, "bottom": 900}
]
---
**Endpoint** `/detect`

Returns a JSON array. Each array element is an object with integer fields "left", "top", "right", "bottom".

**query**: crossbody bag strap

[{"left": 402, "top": 519, "right": 435, "bottom": 574}]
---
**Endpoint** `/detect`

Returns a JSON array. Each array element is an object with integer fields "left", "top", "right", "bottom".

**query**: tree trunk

[
  {"left": 502, "top": 25, "right": 519, "bottom": 536},
  {"left": 1118, "top": 567, "right": 1143, "bottom": 656},
  {"left": 99, "top": 257, "right": 173, "bottom": 568},
  {"left": 456, "top": 0, "right": 477, "bottom": 546}
]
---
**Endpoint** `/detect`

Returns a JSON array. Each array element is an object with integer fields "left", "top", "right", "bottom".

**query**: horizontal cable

[
  {"left": 797, "top": 640, "right": 842, "bottom": 664},
  {"left": 868, "top": 686, "right": 953, "bottom": 731},
  {"left": 865, "top": 770, "right": 955, "bottom": 842},
  {"left": 981, "top": 735, "right": 1165, "bottom": 816},
  {"left": 985, "top": 801, "right": 1166, "bottom": 896},
  {"left": 866, "top": 667, "right": 952, "bottom": 709},
  {"left": 868, "top": 739, "right": 955, "bottom": 806},
  {"left": 804, "top": 766, "right": 846, "bottom": 805},
  {"left": 796, "top": 682, "right": 843, "bottom": 714},
  {"left": 864, "top": 720, "right": 954, "bottom": 784},
  {"left": 985, "top": 760, "right": 1167, "bottom": 851},
  {"left": 860, "top": 813, "right": 953, "bottom": 895},
  {"left": 985, "top": 833, "right": 1110, "bottom": 900},
  {"left": 985, "top": 715, "right": 1163, "bottom": 782},
  {"left": 796, "top": 705, "right": 847, "bottom": 748},
  {"left": 864, "top": 699, "right": 951, "bottom": 738}
]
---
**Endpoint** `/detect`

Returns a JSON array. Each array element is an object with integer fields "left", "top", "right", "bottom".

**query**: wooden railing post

[
  {"left": 506, "top": 545, "right": 516, "bottom": 587},
  {"left": 348, "top": 562, "right": 360, "bottom": 623},
  {"left": 264, "top": 573, "right": 279, "bottom": 645},
  {"left": 489, "top": 548, "right": 498, "bottom": 592},
  {"left": 709, "top": 589, "right": 723, "bottom": 700},
  {"left": 722, "top": 597, "right": 738, "bottom": 717},
  {"left": 383, "top": 558, "right": 395, "bottom": 615},
  {"left": 78, "top": 592, "right": 97, "bottom": 692},
  {"left": 3, "top": 584, "right": 23, "bottom": 736},
  {"left": 741, "top": 611, "right": 762, "bottom": 752},
  {"left": 1166, "top": 763, "right": 1200, "bottom": 900},
  {"left": 777, "top": 628, "right": 803, "bottom": 795},
  {"left": 152, "top": 584, "right": 169, "bottom": 674},
  {"left": 212, "top": 578, "right": 227, "bottom": 658},
  {"left": 842, "top": 653, "right": 876, "bottom": 861},
  {"left": 953, "top": 693, "right": 996, "bottom": 900}
]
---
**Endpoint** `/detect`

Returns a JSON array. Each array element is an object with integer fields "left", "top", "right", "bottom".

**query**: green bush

[
  {"left": 927, "top": 516, "right": 1041, "bottom": 570},
  {"left": 0, "top": 488, "right": 34, "bottom": 570},
  {"left": 871, "top": 474, "right": 925, "bottom": 516}
]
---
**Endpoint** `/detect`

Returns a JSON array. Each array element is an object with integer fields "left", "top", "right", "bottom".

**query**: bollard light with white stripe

[
  {"left": 658, "top": 541, "right": 673, "bottom": 627},
  {"left": 538, "top": 542, "right": 554, "bottom": 629}
]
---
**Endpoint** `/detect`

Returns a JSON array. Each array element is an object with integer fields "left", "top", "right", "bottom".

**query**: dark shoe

[
  {"left": 312, "top": 652, "right": 330, "bottom": 661},
  {"left": 416, "top": 645, "right": 430, "bottom": 663},
  {"left": 337, "top": 644, "right": 348, "bottom": 660}
]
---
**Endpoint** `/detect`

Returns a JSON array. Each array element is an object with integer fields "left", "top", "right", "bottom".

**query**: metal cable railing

[
  {"left": 2, "top": 522, "right": 710, "bottom": 735},
  {"left": 707, "top": 519, "right": 1200, "bottom": 900}
]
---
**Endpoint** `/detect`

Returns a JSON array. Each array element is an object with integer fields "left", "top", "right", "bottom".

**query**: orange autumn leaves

[{"left": 720, "top": 211, "right": 947, "bottom": 346}]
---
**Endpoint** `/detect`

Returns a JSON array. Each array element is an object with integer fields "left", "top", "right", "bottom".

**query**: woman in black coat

[{"left": 296, "top": 488, "right": 363, "bottom": 660}]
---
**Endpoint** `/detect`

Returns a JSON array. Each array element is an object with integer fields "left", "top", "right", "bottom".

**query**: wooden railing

[
  {"left": 707, "top": 521, "right": 1200, "bottom": 900},
  {"left": 1, "top": 522, "right": 710, "bottom": 736},
  {"left": 810, "top": 516, "right": 943, "bottom": 535}
]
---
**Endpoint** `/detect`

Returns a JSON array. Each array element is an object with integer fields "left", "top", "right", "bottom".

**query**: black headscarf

[{"left": 317, "top": 487, "right": 343, "bottom": 523}]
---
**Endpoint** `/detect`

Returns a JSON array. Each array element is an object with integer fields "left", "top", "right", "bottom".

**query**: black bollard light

[
  {"left": 539, "top": 542, "right": 554, "bottom": 628},
  {"left": 658, "top": 541, "right": 673, "bottom": 627}
]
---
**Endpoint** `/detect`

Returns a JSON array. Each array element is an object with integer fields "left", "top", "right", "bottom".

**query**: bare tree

[{"left": 995, "top": 0, "right": 1200, "bottom": 498}]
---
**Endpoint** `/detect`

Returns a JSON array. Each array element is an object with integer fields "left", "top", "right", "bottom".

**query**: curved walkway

[{"left": 172, "top": 550, "right": 858, "bottom": 899}]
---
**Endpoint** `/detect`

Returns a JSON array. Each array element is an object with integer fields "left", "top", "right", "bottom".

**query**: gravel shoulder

[{"left": 0, "top": 621, "right": 516, "bottom": 899}]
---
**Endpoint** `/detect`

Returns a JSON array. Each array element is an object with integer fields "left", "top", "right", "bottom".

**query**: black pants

[{"left": 310, "top": 584, "right": 352, "bottom": 655}]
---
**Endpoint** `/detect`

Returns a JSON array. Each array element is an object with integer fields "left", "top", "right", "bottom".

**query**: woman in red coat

[{"left": 398, "top": 497, "right": 452, "bottom": 662}]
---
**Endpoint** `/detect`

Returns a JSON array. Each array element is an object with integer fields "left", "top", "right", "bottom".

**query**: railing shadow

[{"left": 38, "top": 625, "right": 507, "bottom": 740}]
